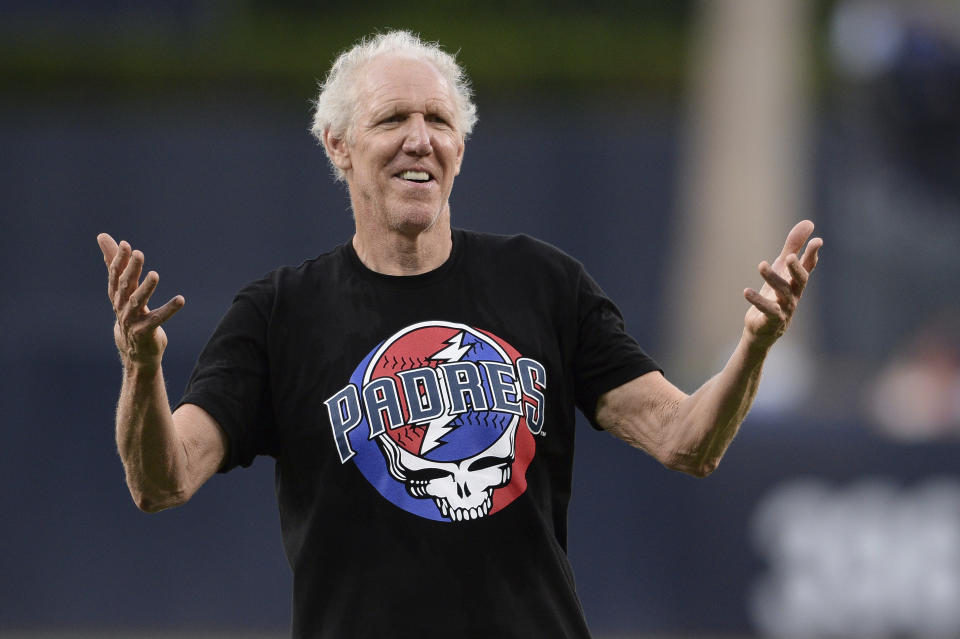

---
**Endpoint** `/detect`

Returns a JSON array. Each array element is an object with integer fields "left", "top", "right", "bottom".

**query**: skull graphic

[{"left": 377, "top": 418, "right": 519, "bottom": 521}]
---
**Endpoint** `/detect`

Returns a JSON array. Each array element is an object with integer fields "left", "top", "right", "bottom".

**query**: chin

[{"left": 388, "top": 204, "right": 446, "bottom": 235}]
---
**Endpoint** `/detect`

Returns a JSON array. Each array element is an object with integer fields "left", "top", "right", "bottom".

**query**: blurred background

[{"left": 2, "top": 0, "right": 959, "bottom": 637}]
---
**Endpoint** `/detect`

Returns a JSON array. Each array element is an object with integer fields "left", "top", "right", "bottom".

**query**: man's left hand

[{"left": 743, "top": 219, "right": 823, "bottom": 349}]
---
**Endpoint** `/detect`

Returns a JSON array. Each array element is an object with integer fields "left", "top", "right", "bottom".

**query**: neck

[{"left": 352, "top": 211, "right": 453, "bottom": 276}]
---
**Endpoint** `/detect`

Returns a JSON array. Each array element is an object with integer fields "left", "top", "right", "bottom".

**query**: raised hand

[
  {"left": 97, "top": 233, "right": 185, "bottom": 367},
  {"left": 743, "top": 220, "right": 823, "bottom": 348}
]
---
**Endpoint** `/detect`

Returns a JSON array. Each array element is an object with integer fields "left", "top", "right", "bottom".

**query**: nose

[{"left": 401, "top": 114, "right": 432, "bottom": 157}]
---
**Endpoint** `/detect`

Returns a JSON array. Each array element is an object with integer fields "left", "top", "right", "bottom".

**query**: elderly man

[{"left": 97, "top": 30, "right": 821, "bottom": 639}]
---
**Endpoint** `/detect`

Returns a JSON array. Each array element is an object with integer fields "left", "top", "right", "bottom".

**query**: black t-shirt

[{"left": 179, "top": 229, "right": 660, "bottom": 638}]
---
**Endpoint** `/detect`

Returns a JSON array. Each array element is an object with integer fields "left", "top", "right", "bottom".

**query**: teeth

[
  {"left": 435, "top": 495, "right": 499, "bottom": 521},
  {"left": 400, "top": 170, "right": 430, "bottom": 182}
]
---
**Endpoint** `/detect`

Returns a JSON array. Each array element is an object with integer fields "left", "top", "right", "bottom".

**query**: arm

[
  {"left": 98, "top": 234, "right": 227, "bottom": 512},
  {"left": 595, "top": 220, "right": 823, "bottom": 477}
]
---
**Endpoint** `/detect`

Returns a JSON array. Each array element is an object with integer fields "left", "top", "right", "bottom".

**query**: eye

[
  {"left": 406, "top": 467, "right": 451, "bottom": 481},
  {"left": 379, "top": 113, "right": 404, "bottom": 125},
  {"left": 467, "top": 456, "right": 509, "bottom": 472}
]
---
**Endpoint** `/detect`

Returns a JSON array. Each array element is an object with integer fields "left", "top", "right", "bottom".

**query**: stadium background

[{"left": 2, "top": 1, "right": 959, "bottom": 637}]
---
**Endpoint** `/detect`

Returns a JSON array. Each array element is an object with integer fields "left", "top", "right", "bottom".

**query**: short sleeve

[
  {"left": 573, "top": 268, "right": 661, "bottom": 428},
  {"left": 176, "top": 278, "right": 278, "bottom": 471}
]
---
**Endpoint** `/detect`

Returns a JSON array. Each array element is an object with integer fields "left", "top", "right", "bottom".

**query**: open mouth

[{"left": 396, "top": 170, "right": 433, "bottom": 184}]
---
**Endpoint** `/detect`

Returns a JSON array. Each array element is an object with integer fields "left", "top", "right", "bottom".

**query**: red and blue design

[{"left": 324, "top": 321, "right": 546, "bottom": 522}]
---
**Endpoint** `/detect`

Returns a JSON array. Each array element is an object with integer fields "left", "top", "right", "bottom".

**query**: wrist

[
  {"left": 121, "top": 354, "right": 162, "bottom": 378},
  {"left": 741, "top": 327, "right": 776, "bottom": 359}
]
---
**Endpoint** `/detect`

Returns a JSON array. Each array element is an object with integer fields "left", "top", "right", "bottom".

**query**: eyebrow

[
  {"left": 367, "top": 101, "right": 407, "bottom": 122},
  {"left": 367, "top": 101, "right": 455, "bottom": 124},
  {"left": 425, "top": 98, "right": 454, "bottom": 114}
]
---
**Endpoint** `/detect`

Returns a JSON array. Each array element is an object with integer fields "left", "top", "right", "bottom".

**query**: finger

[
  {"left": 144, "top": 294, "right": 186, "bottom": 329},
  {"left": 800, "top": 236, "right": 823, "bottom": 273},
  {"left": 97, "top": 233, "right": 118, "bottom": 267},
  {"left": 777, "top": 220, "right": 815, "bottom": 260},
  {"left": 785, "top": 253, "right": 808, "bottom": 294},
  {"left": 116, "top": 249, "right": 144, "bottom": 310},
  {"left": 108, "top": 241, "right": 131, "bottom": 304},
  {"left": 744, "top": 288, "right": 782, "bottom": 319},
  {"left": 759, "top": 261, "right": 794, "bottom": 302},
  {"left": 127, "top": 270, "right": 159, "bottom": 317}
]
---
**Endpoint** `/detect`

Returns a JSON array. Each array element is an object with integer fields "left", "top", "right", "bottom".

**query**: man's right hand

[{"left": 97, "top": 233, "right": 185, "bottom": 367}]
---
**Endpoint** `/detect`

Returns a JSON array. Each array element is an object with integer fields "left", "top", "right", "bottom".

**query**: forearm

[
  {"left": 98, "top": 234, "right": 219, "bottom": 511},
  {"left": 599, "top": 221, "right": 820, "bottom": 477},
  {"left": 115, "top": 360, "right": 190, "bottom": 512},
  {"left": 664, "top": 329, "right": 770, "bottom": 476}
]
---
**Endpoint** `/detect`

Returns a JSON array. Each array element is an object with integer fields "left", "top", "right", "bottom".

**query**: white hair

[{"left": 310, "top": 30, "right": 478, "bottom": 182}]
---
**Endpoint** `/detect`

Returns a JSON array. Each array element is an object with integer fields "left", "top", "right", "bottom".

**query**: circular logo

[{"left": 342, "top": 321, "right": 539, "bottom": 522}]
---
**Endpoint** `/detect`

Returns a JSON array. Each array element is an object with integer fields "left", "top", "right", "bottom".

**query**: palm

[{"left": 114, "top": 311, "right": 169, "bottom": 362}]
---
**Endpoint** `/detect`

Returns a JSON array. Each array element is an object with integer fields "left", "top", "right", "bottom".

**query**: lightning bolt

[
  {"left": 419, "top": 332, "right": 471, "bottom": 454},
  {"left": 429, "top": 331, "right": 472, "bottom": 363}
]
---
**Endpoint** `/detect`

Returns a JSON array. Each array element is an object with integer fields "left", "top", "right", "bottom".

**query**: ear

[
  {"left": 453, "top": 137, "right": 465, "bottom": 176},
  {"left": 323, "top": 129, "right": 352, "bottom": 173}
]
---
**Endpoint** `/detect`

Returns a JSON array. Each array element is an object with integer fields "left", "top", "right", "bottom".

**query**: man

[{"left": 97, "top": 30, "right": 821, "bottom": 639}]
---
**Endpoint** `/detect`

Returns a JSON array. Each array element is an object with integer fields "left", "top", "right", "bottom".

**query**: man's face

[{"left": 334, "top": 55, "right": 465, "bottom": 236}]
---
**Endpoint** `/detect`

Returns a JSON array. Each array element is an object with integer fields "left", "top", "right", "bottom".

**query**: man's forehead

[{"left": 357, "top": 55, "right": 455, "bottom": 107}]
